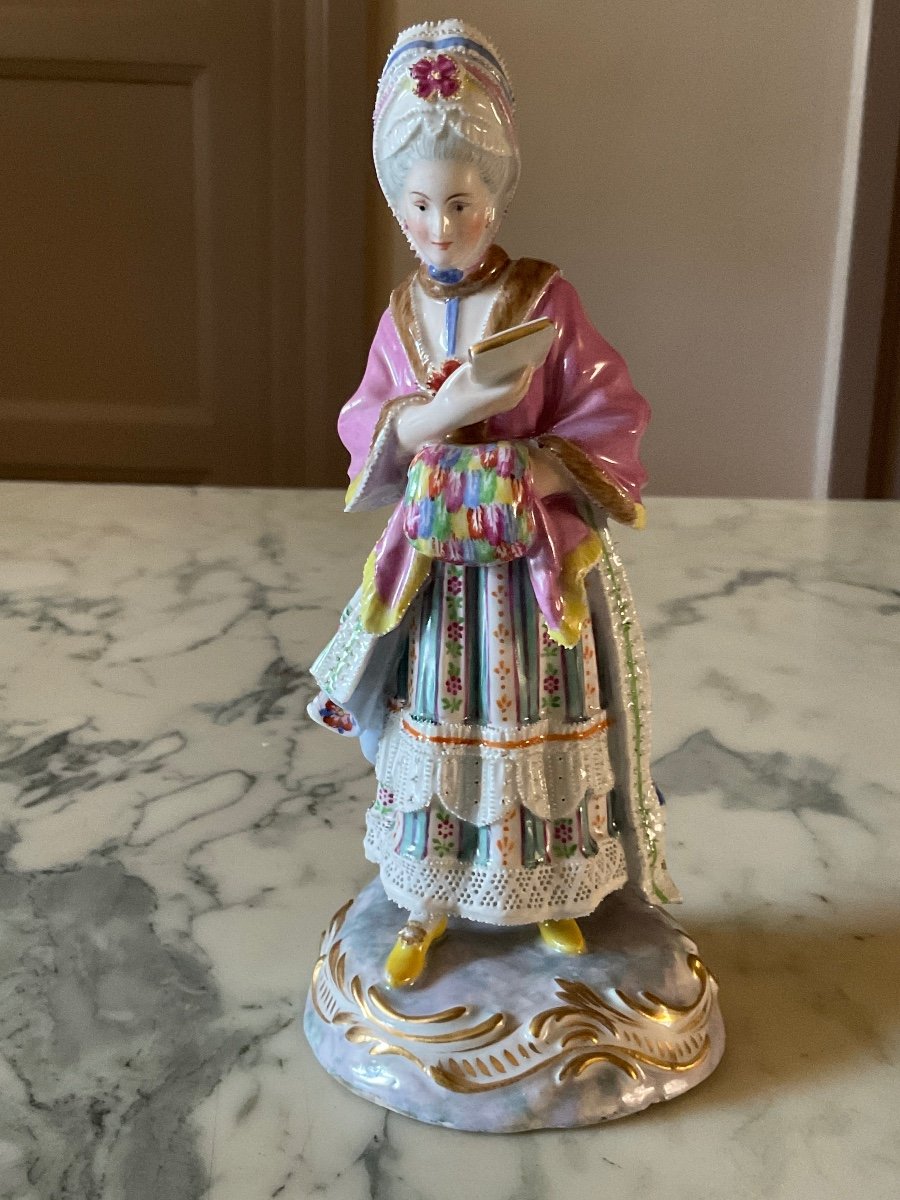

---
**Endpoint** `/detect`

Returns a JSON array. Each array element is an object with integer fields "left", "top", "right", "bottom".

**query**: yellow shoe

[
  {"left": 384, "top": 916, "right": 448, "bottom": 988},
  {"left": 538, "top": 918, "right": 586, "bottom": 955}
]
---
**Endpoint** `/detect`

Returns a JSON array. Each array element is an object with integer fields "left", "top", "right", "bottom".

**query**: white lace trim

[
  {"left": 595, "top": 529, "right": 681, "bottom": 904},
  {"left": 364, "top": 809, "right": 627, "bottom": 925},
  {"left": 310, "top": 588, "right": 380, "bottom": 705},
  {"left": 374, "top": 710, "right": 614, "bottom": 827}
]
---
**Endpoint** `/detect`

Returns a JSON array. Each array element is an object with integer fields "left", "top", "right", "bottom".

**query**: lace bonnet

[{"left": 373, "top": 19, "right": 521, "bottom": 230}]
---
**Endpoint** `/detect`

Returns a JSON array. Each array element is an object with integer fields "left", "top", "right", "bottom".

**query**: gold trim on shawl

[
  {"left": 390, "top": 282, "right": 430, "bottom": 390},
  {"left": 483, "top": 257, "right": 560, "bottom": 337},
  {"left": 537, "top": 434, "right": 641, "bottom": 527}
]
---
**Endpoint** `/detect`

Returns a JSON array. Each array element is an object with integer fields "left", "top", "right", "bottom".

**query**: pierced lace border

[
  {"left": 375, "top": 710, "right": 614, "bottom": 827},
  {"left": 596, "top": 529, "right": 680, "bottom": 904},
  {"left": 310, "top": 587, "right": 379, "bottom": 705},
  {"left": 364, "top": 809, "right": 627, "bottom": 925}
]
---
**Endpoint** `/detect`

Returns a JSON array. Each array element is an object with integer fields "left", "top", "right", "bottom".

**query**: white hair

[{"left": 378, "top": 124, "right": 515, "bottom": 214}]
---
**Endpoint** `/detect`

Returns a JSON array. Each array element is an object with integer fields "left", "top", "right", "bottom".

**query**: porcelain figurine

[{"left": 304, "top": 19, "right": 723, "bottom": 1130}]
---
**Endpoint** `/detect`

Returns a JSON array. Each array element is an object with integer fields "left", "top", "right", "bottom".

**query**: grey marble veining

[{"left": 0, "top": 484, "right": 897, "bottom": 1199}]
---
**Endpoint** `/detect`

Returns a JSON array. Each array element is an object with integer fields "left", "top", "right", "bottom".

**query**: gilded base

[{"left": 303, "top": 879, "right": 724, "bottom": 1131}]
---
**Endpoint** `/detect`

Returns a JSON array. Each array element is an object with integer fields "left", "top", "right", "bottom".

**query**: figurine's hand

[
  {"left": 529, "top": 447, "right": 573, "bottom": 499},
  {"left": 432, "top": 362, "right": 533, "bottom": 428},
  {"left": 395, "top": 363, "right": 533, "bottom": 453}
]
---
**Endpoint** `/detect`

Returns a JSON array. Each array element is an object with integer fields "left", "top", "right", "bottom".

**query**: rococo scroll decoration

[{"left": 310, "top": 901, "right": 713, "bottom": 1095}]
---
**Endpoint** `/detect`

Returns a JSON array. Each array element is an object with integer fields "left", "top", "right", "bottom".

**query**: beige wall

[{"left": 370, "top": 1, "right": 872, "bottom": 498}]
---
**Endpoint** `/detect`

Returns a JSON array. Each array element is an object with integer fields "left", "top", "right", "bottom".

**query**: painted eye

[{"left": 415, "top": 203, "right": 427, "bottom": 212}]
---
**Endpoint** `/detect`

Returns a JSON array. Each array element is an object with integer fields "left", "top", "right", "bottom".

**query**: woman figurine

[{"left": 309, "top": 19, "right": 678, "bottom": 989}]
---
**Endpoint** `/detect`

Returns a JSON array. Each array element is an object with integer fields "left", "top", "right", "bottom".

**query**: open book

[{"left": 468, "top": 317, "right": 557, "bottom": 385}]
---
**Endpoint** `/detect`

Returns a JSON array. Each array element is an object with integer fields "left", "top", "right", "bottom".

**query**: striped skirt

[{"left": 366, "top": 559, "right": 627, "bottom": 925}]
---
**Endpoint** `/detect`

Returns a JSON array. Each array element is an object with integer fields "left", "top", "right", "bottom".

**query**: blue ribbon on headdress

[{"left": 385, "top": 35, "right": 512, "bottom": 103}]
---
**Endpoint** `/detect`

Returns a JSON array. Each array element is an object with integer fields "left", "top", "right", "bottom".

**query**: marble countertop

[{"left": 0, "top": 483, "right": 896, "bottom": 1200}]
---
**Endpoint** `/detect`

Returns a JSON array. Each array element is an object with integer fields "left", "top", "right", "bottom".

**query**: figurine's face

[{"left": 400, "top": 159, "right": 497, "bottom": 271}]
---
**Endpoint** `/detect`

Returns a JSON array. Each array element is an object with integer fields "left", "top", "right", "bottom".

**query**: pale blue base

[{"left": 303, "top": 879, "right": 725, "bottom": 1131}]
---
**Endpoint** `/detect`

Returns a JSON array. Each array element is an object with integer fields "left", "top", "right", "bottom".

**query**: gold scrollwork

[{"left": 310, "top": 900, "right": 715, "bottom": 1095}]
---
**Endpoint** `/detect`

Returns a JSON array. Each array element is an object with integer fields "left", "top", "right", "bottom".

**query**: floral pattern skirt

[{"left": 366, "top": 559, "right": 628, "bottom": 925}]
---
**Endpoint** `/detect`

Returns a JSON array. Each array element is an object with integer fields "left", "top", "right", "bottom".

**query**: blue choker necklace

[
  {"left": 427, "top": 264, "right": 465, "bottom": 285},
  {"left": 417, "top": 247, "right": 509, "bottom": 300}
]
